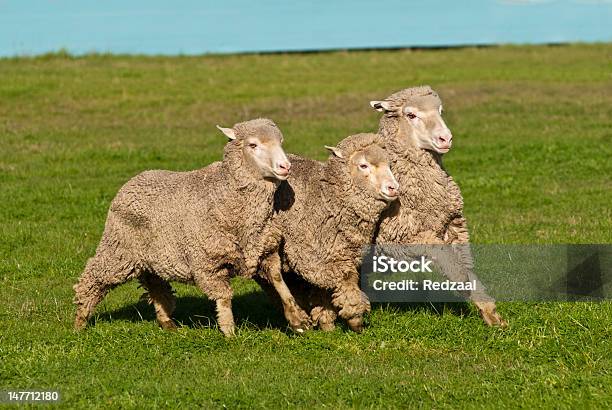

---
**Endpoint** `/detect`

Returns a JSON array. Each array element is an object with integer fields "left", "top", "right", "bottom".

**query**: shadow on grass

[
  {"left": 96, "top": 288, "right": 472, "bottom": 332},
  {"left": 95, "top": 290, "right": 290, "bottom": 332}
]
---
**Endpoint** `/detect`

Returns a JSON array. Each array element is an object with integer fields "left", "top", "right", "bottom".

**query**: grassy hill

[{"left": 1, "top": 44, "right": 610, "bottom": 408}]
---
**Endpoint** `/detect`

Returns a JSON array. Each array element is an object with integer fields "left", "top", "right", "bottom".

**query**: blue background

[{"left": 1, "top": 0, "right": 611, "bottom": 56}]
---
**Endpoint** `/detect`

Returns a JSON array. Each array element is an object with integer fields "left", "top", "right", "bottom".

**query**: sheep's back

[{"left": 109, "top": 164, "right": 222, "bottom": 230}]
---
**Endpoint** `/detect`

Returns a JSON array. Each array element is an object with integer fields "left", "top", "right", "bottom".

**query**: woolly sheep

[
  {"left": 280, "top": 86, "right": 506, "bottom": 329},
  {"left": 257, "top": 133, "right": 399, "bottom": 332},
  {"left": 368, "top": 85, "right": 506, "bottom": 326},
  {"left": 73, "top": 118, "right": 291, "bottom": 336}
]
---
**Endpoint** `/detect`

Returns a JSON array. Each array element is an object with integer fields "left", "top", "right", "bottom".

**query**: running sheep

[
  {"left": 73, "top": 118, "right": 291, "bottom": 336},
  {"left": 369, "top": 85, "right": 506, "bottom": 327},
  {"left": 278, "top": 86, "right": 506, "bottom": 329},
  {"left": 257, "top": 133, "right": 399, "bottom": 332}
]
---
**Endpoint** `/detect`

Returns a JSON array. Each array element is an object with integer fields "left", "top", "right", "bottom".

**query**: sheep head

[
  {"left": 217, "top": 118, "right": 291, "bottom": 182},
  {"left": 326, "top": 133, "right": 399, "bottom": 203},
  {"left": 370, "top": 86, "right": 453, "bottom": 154}
]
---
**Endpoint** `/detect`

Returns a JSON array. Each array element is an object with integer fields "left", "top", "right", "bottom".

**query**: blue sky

[{"left": 0, "top": 0, "right": 610, "bottom": 56}]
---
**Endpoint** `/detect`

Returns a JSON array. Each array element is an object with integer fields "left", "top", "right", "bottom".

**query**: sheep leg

[
  {"left": 253, "top": 274, "right": 283, "bottom": 309},
  {"left": 260, "top": 271, "right": 337, "bottom": 332},
  {"left": 331, "top": 280, "right": 371, "bottom": 333},
  {"left": 215, "top": 298, "right": 235, "bottom": 337},
  {"left": 426, "top": 241, "right": 507, "bottom": 328},
  {"left": 194, "top": 268, "right": 236, "bottom": 337},
  {"left": 260, "top": 254, "right": 311, "bottom": 333},
  {"left": 309, "top": 294, "right": 337, "bottom": 332},
  {"left": 73, "top": 252, "right": 135, "bottom": 330},
  {"left": 454, "top": 244, "right": 507, "bottom": 327},
  {"left": 139, "top": 272, "right": 177, "bottom": 330},
  {"left": 445, "top": 217, "right": 507, "bottom": 327},
  {"left": 293, "top": 282, "right": 337, "bottom": 331}
]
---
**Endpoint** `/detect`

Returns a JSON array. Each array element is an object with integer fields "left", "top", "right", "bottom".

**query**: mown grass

[{"left": 1, "top": 44, "right": 611, "bottom": 408}]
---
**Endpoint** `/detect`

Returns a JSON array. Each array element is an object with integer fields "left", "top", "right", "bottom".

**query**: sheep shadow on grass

[
  {"left": 95, "top": 290, "right": 290, "bottom": 332},
  {"left": 95, "top": 290, "right": 473, "bottom": 332}
]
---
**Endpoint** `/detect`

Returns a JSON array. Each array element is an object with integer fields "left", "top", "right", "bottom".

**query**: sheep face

[
  {"left": 370, "top": 86, "right": 453, "bottom": 154},
  {"left": 217, "top": 119, "right": 291, "bottom": 181},
  {"left": 328, "top": 143, "right": 399, "bottom": 203},
  {"left": 241, "top": 129, "right": 291, "bottom": 182}
]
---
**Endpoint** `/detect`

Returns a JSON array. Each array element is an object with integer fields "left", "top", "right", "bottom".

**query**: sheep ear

[
  {"left": 216, "top": 125, "right": 236, "bottom": 140},
  {"left": 370, "top": 100, "right": 393, "bottom": 112},
  {"left": 325, "top": 145, "right": 344, "bottom": 159}
]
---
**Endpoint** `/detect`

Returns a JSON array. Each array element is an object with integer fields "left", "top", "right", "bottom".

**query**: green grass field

[{"left": 1, "top": 44, "right": 611, "bottom": 408}]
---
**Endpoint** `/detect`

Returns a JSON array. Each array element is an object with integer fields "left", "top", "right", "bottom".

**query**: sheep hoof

[
  {"left": 347, "top": 317, "right": 364, "bottom": 333},
  {"left": 291, "top": 324, "right": 310, "bottom": 334},
  {"left": 485, "top": 313, "right": 508, "bottom": 328},
  {"left": 318, "top": 320, "right": 336, "bottom": 332},
  {"left": 479, "top": 304, "right": 507, "bottom": 328},
  {"left": 310, "top": 306, "right": 337, "bottom": 331},
  {"left": 288, "top": 319, "right": 311, "bottom": 334},
  {"left": 74, "top": 315, "right": 88, "bottom": 331},
  {"left": 285, "top": 304, "right": 312, "bottom": 334},
  {"left": 220, "top": 325, "right": 236, "bottom": 337},
  {"left": 159, "top": 320, "right": 178, "bottom": 331}
]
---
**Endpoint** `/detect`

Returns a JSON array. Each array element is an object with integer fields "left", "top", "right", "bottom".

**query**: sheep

[
  {"left": 276, "top": 86, "right": 506, "bottom": 329},
  {"left": 257, "top": 133, "right": 400, "bottom": 332},
  {"left": 368, "top": 85, "right": 506, "bottom": 327},
  {"left": 73, "top": 118, "right": 294, "bottom": 336}
]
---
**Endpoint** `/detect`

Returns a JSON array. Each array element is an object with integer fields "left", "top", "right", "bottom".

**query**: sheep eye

[
  {"left": 359, "top": 163, "right": 369, "bottom": 170},
  {"left": 248, "top": 143, "right": 258, "bottom": 149},
  {"left": 406, "top": 112, "right": 417, "bottom": 120}
]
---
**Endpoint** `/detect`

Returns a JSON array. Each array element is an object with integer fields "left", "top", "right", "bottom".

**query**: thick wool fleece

[
  {"left": 74, "top": 118, "right": 282, "bottom": 328},
  {"left": 279, "top": 87, "right": 501, "bottom": 329},
  {"left": 374, "top": 86, "right": 494, "bottom": 304},
  {"left": 375, "top": 86, "right": 465, "bottom": 244},
  {"left": 264, "top": 133, "right": 389, "bottom": 322}
]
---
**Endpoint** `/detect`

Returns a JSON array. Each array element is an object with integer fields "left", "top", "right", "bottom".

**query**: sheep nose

[
  {"left": 276, "top": 161, "right": 291, "bottom": 176},
  {"left": 384, "top": 181, "right": 399, "bottom": 198},
  {"left": 438, "top": 134, "right": 452, "bottom": 144}
]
